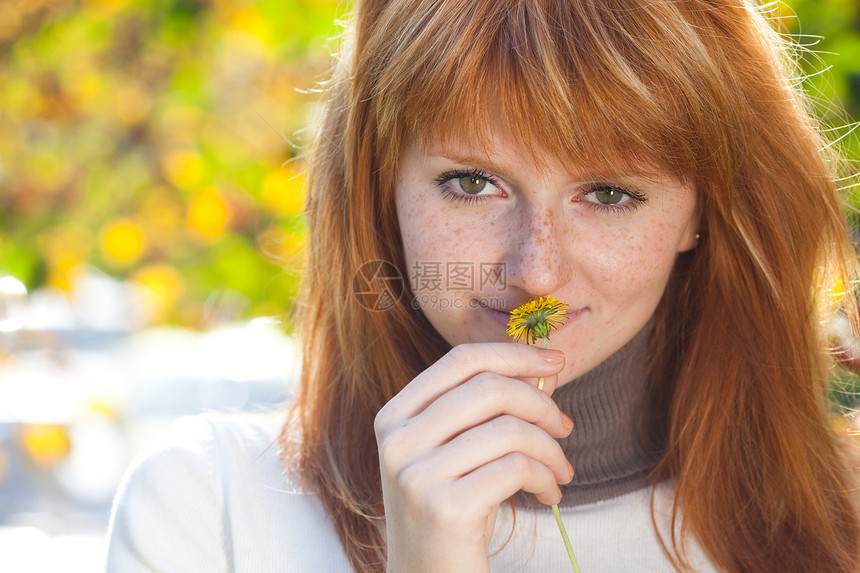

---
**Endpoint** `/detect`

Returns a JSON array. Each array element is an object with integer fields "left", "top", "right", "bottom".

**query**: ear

[
  {"left": 678, "top": 201, "right": 702, "bottom": 253},
  {"left": 676, "top": 217, "right": 700, "bottom": 253},
  {"left": 676, "top": 189, "right": 701, "bottom": 253}
]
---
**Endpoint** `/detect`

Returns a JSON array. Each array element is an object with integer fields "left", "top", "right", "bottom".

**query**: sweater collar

[{"left": 547, "top": 319, "right": 662, "bottom": 508}]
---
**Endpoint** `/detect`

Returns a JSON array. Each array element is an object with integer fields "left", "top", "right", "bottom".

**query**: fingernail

[
  {"left": 539, "top": 349, "right": 564, "bottom": 364},
  {"left": 561, "top": 412, "right": 574, "bottom": 432},
  {"left": 567, "top": 460, "right": 574, "bottom": 480},
  {"left": 556, "top": 486, "right": 563, "bottom": 504}
]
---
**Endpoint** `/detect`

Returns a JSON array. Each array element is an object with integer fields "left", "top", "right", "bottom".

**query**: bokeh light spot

[
  {"left": 163, "top": 149, "right": 208, "bottom": 191},
  {"left": 114, "top": 83, "right": 153, "bottom": 126},
  {"left": 132, "top": 263, "right": 185, "bottom": 324},
  {"left": 188, "top": 189, "right": 230, "bottom": 238},
  {"left": 261, "top": 167, "right": 306, "bottom": 216},
  {"left": 100, "top": 219, "right": 145, "bottom": 263},
  {"left": 19, "top": 425, "right": 71, "bottom": 469},
  {"left": 257, "top": 225, "right": 307, "bottom": 269}
]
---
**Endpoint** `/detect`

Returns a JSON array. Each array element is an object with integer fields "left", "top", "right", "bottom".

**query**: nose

[{"left": 505, "top": 204, "right": 571, "bottom": 296}]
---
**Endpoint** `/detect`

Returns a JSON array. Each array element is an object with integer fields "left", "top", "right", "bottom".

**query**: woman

[{"left": 107, "top": 0, "right": 860, "bottom": 571}]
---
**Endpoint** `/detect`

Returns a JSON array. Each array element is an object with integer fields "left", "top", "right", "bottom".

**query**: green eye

[
  {"left": 593, "top": 187, "right": 625, "bottom": 205},
  {"left": 581, "top": 183, "right": 646, "bottom": 213},
  {"left": 434, "top": 168, "right": 501, "bottom": 204},
  {"left": 457, "top": 175, "right": 487, "bottom": 195}
]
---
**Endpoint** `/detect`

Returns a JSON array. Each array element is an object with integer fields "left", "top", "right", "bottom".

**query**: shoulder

[
  {"left": 112, "top": 412, "right": 292, "bottom": 501},
  {"left": 104, "top": 412, "right": 299, "bottom": 571},
  {"left": 106, "top": 412, "right": 355, "bottom": 572}
]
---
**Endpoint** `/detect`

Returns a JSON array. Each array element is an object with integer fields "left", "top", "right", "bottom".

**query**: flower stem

[
  {"left": 552, "top": 503, "right": 581, "bottom": 573},
  {"left": 541, "top": 337, "right": 582, "bottom": 573},
  {"left": 537, "top": 337, "right": 546, "bottom": 391}
]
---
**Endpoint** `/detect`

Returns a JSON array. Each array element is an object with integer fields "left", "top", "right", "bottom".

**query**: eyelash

[
  {"left": 433, "top": 168, "right": 648, "bottom": 213},
  {"left": 580, "top": 183, "right": 648, "bottom": 214},
  {"left": 434, "top": 169, "right": 501, "bottom": 205}
]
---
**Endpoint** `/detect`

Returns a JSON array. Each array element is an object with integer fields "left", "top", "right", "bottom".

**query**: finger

[
  {"left": 415, "top": 372, "right": 571, "bottom": 449},
  {"left": 454, "top": 452, "right": 563, "bottom": 510},
  {"left": 426, "top": 414, "right": 573, "bottom": 485},
  {"left": 378, "top": 372, "right": 570, "bottom": 474},
  {"left": 378, "top": 372, "right": 572, "bottom": 478},
  {"left": 518, "top": 372, "right": 560, "bottom": 396},
  {"left": 391, "top": 342, "right": 565, "bottom": 418}
]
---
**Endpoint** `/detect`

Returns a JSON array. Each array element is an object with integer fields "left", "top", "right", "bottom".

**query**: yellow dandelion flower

[
  {"left": 506, "top": 294, "right": 581, "bottom": 573},
  {"left": 506, "top": 296, "right": 568, "bottom": 344}
]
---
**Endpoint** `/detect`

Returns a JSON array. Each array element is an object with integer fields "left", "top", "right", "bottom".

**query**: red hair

[{"left": 284, "top": 1, "right": 860, "bottom": 570}]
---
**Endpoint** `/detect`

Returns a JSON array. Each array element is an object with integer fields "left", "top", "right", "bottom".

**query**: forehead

[
  {"left": 369, "top": 0, "right": 735, "bottom": 208},
  {"left": 413, "top": 122, "right": 687, "bottom": 187}
]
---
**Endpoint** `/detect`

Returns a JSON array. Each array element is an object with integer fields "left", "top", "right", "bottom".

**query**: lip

[{"left": 484, "top": 306, "right": 516, "bottom": 328}]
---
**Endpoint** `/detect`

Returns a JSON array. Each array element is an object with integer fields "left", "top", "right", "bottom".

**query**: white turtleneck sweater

[{"left": 105, "top": 412, "right": 718, "bottom": 572}]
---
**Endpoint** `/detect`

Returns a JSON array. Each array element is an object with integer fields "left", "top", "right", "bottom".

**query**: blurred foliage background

[
  {"left": 1, "top": 0, "right": 860, "bottom": 332},
  {"left": 0, "top": 4, "right": 857, "bottom": 568},
  {"left": 0, "top": 0, "right": 342, "bottom": 330}
]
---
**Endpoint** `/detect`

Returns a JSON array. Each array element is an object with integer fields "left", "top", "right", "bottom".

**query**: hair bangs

[{"left": 372, "top": 0, "right": 721, "bottom": 184}]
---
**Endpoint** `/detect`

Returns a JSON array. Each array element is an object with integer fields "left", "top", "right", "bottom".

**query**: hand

[{"left": 375, "top": 342, "right": 575, "bottom": 573}]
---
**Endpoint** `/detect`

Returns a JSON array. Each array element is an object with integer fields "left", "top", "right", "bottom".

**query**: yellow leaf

[
  {"left": 101, "top": 219, "right": 145, "bottom": 263},
  {"left": 0, "top": 4, "right": 23, "bottom": 43},
  {"left": 257, "top": 225, "right": 307, "bottom": 269},
  {"left": 132, "top": 263, "right": 184, "bottom": 324},
  {"left": 114, "top": 83, "right": 153, "bottom": 126},
  {"left": 261, "top": 167, "right": 306, "bottom": 216},
  {"left": 40, "top": 227, "right": 91, "bottom": 291},
  {"left": 19, "top": 425, "right": 70, "bottom": 469},
  {"left": 81, "top": 0, "right": 131, "bottom": 14},
  {"left": 163, "top": 149, "right": 207, "bottom": 191},
  {"left": 230, "top": 8, "right": 271, "bottom": 48},
  {"left": 87, "top": 398, "right": 120, "bottom": 420},
  {"left": 188, "top": 189, "right": 230, "bottom": 238}
]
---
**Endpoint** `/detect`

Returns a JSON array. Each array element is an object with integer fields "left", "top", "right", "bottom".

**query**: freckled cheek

[
  {"left": 577, "top": 227, "right": 680, "bottom": 296},
  {"left": 397, "top": 199, "right": 503, "bottom": 278}
]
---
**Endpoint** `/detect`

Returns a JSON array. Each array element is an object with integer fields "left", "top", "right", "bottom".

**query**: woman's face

[{"left": 394, "top": 125, "right": 698, "bottom": 385}]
